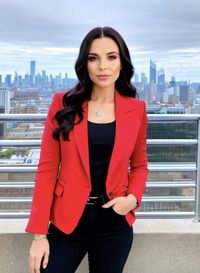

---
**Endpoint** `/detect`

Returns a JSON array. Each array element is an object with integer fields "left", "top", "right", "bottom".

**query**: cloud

[{"left": 0, "top": 0, "right": 200, "bottom": 81}]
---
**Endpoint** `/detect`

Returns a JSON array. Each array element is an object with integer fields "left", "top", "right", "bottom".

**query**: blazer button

[{"left": 108, "top": 191, "right": 113, "bottom": 196}]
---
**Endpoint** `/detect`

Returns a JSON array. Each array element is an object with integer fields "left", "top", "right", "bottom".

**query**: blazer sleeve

[
  {"left": 25, "top": 93, "right": 61, "bottom": 234},
  {"left": 127, "top": 100, "right": 148, "bottom": 209}
]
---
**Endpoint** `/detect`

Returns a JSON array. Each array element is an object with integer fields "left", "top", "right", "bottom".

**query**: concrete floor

[{"left": 0, "top": 232, "right": 200, "bottom": 273}]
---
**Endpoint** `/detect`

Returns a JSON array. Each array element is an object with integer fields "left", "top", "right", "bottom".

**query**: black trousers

[{"left": 41, "top": 204, "right": 133, "bottom": 273}]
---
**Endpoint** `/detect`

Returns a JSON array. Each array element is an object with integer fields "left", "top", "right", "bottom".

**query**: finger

[
  {"left": 35, "top": 257, "right": 42, "bottom": 273},
  {"left": 42, "top": 251, "right": 49, "bottom": 269},
  {"left": 102, "top": 199, "right": 116, "bottom": 208},
  {"left": 29, "top": 255, "right": 35, "bottom": 273}
]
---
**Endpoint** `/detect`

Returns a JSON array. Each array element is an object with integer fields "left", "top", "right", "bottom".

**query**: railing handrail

[
  {"left": 0, "top": 139, "right": 198, "bottom": 147},
  {"left": 0, "top": 181, "right": 196, "bottom": 189},
  {"left": 0, "top": 113, "right": 200, "bottom": 121},
  {"left": 0, "top": 113, "right": 46, "bottom": 121},
  {"left": 148, "top": 114, "right": 200, "bottom": 121},
  {"left": 0, "top": 196, "right": 195, "bottom": 203},
  {"left": 0, "top": 164, "right": 197, "bottom": 173},
  {"left": 1, "top": 113, "right": 200, "bottom": 121}
]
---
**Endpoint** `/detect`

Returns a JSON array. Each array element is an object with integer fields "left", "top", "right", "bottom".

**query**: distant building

[
  {"left": 141, "top": 73, "right": 148, "bottom": 85},
  {"left": 14, "top": 71, "right": 19, "bottom": 87},
  {"left": 179, "top": 85, "right": 189, "bottom": 102},
  {"left": 169, "top": 76, "right": 176, "bottom": 87},
  {"left": 147, "top": 105, "right": 185, "bottom": 114},
  {"left": 197, "top": 85, "right": 200, "bottom": 94},
  {"left": 150, "top": 59, "right": 156, "bottom": 83},
  {"left": 0, "top": 88, "right": 10, "bottom": 113},
  {"left": 191, "top": 104, "right": 200, "bottom": 114},
  {"left": 134, "top": 73, "right": 139, "bottom": 83},
  {"left": 30, "top": 60, "right": 36, "bottom": 76},
  {"left": 10, "top": 105, "right": 38, "bottom": 114},
  {"left": 166, "top": 107, "right": 185, "bottom": 114},
  {"left": 30, "top": 60, "right": 36, "bottom": 86},
  {"left": 0, "top": 105, "right": 5, "bottom": 138},
  {"left": 8, "top": 122, "right": 44, "bottom": 138},
  {"left": 24, "top": 149, "right": 41, "bottom": 164},
  {"left": 5, "top": 74, "right": 12, "bottom": 87},
  {"left": 169, "top": 94, "right": 179, "bottom": 104},
  {"left": 157, "top": 68, "right": 165, "bottom": 93},
  {"left": 11, "top": 90, "right": 39, "bottom": 104}
]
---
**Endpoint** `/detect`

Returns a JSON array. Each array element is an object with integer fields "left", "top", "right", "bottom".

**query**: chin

[
  {"left": 95, "top": 83, "right": 114, "bottom": 89},
  {"left": 93, "top": 80, "right": 115, "bottom": 88}
]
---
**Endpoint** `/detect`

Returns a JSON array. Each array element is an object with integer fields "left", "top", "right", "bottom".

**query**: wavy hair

[{"left": 53, "top": 26, "right": 138, "bottom": 141}]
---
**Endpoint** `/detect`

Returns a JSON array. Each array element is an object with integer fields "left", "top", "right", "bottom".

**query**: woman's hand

[
  {"left": 102, "top": 194, "right": 138, "bottom": 215},
  {"left": 29, "top": 238, "right": 49, "bottom": 273}
]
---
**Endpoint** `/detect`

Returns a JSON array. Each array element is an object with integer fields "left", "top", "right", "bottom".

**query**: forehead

[{"left": 89, "top": 37, "right": 119, "bottom": 54}]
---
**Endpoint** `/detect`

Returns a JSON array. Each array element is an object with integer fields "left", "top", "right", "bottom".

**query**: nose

[{"left": 98, "top": 58, "right": 108, "bottom": 70}]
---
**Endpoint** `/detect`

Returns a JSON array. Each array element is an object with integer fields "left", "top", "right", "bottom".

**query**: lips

[{"left": 97, "top": 75, "right": 110, "bottom": 80}]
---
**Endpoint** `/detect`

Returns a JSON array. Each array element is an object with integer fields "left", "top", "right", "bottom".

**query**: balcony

[{"left": 0, "top": 113, "right": 200, "bottom": 273}]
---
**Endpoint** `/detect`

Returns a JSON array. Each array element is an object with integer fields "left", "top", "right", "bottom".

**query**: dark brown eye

[
  {"left": 108, "top": 55, "right": 117, "bottom": 60},
  {"left": 88, "top": 56, "right": 97, "bottom": 62}
]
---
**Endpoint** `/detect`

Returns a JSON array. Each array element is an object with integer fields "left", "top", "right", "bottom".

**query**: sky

[{"left": 0, "top": 0, "right": 200, "bottom": 82}]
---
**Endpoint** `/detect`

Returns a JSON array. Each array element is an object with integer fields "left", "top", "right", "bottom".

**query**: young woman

[{"left": 26, "top": 26, "right": 148, "bottom": 273}]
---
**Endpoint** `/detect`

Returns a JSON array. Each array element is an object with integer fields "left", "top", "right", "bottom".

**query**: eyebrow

[{"left": 88, "top": 51, "right": 119, "bottom": 56}]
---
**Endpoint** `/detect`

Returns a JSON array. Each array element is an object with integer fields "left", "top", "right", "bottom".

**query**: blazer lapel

[
  {"left": 73, "top": 98, "right": 91, "bottom": 183},
  {"left": 105, "top": 91, "right": 136, "bottom": 189}
]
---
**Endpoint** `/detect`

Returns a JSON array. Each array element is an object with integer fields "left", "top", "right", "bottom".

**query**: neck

[{"left": 90, "top": 86, "right": 115, "bottom": 103}]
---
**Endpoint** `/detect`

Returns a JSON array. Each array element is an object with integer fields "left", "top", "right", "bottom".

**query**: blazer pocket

[
  {"left": 57, "top": 176, "right": 68, "bottom": 184},
  {"left": 54, "top": 182, "right": 64, "bottom": 197}
]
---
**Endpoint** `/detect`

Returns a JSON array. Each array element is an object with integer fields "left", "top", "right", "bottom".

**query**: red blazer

[{"left": 25, "top": 90, "right": 148, "bottom": 234}]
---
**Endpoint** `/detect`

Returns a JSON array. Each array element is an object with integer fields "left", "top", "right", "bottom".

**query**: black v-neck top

[{"left": 88, "top": 120, "right": 116, "bottom": 196}]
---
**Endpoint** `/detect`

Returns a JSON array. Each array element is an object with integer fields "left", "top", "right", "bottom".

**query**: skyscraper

[
  {"left": 158, "top": 68, "right": 165, "bottom": 93},
  {"left": 14, "top": 71, "right": 19, "bottom": 87},
  {"left": 141, "top": 73, "right": 147, "bottom": 85},
  {"left": 30, "top": 60, "right": 36, "bottom": 86},
  {"left": 169, "top": 76, "right": 176, "bottom": 88},
  {"left": 150, "top": 59, "right": 156, "bottom": 83},
  {"left": 134, "top": 73, "right": 139, "bottom": 83},
  {"left": 179, "top": 85, "right": 189, "bottom": 102},
  {"left": 5, "top": 75, "right": 11, "bottom": 87},
  {"left": 30, "top": 60, "right": 36, "bottom": 76}
]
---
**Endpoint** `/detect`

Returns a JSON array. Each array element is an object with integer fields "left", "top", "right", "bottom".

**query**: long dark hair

[{"left": 53, "top": 26, "right": 138, "bottom": 141}]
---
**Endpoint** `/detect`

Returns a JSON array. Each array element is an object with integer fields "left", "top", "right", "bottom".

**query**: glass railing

[{"left": 0, "top": 113, "right": 200, "bottom": 221}]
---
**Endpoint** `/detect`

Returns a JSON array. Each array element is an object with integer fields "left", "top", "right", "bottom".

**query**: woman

[{"left": 26, "top": 26, "right": 148, "bottom": 273}]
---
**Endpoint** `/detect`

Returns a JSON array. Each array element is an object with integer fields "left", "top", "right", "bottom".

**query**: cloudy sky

[{"left": 0, "top": 0, "right": 200, "bottom": 82}]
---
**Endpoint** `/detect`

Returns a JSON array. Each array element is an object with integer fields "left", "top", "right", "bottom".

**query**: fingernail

[{"left": 43, "top": 264, "right": 47, "bottom": 269}]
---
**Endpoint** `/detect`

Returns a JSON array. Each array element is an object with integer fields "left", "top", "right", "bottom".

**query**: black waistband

[{"left": 86, "top": 195, "right": 107, "bottom": 205}]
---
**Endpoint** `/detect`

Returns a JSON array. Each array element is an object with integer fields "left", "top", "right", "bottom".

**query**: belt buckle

[
  {"left": 86, "top": 195, "right": 105, "bottom": 205},
  {"left": 87, "top": 196, "right": 97, "bottom": 205}
]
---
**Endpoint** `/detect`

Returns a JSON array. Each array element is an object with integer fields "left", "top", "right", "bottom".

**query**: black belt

[{"left": 86, "top": 195, "right": 106, "bottom": 205}]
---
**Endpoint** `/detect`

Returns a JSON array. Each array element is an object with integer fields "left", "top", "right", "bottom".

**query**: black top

[{"left": 88, "top": 120, "right": 116, "bottom": 196}]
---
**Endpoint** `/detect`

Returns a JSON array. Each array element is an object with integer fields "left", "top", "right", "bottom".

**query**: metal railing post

[{"left": 195, "top": 118, "right": 200, "bottom": 222}]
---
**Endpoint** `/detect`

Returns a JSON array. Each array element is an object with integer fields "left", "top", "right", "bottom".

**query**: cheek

[
  {"left": 112, "top": 62, "right": 121, "bottom": 72},
  {"left": 87, "top": 64, "right": 91, "bottom": 74},
  {"left": 87, "top": 63, "right": 97, "bottom": 76},
  {"left": 112, "top": 65, "right": 121, "bottom": 78}
]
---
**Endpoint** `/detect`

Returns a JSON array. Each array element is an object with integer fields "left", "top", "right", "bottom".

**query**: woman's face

[{"left": 87, "top": 37, "right": 121, "bottom": 89}]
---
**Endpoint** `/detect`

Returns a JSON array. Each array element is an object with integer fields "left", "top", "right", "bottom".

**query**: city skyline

[
  {"left": 0, "top": 59, "right": 199, "bottom": 85},
  {"left": 0, "top": 0, "right": 200, "bottom": 82}
]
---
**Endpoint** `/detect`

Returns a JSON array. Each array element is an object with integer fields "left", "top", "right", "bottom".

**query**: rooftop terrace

[{"left": 0, "top": 113, "right": 200, "bottom": 273}]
